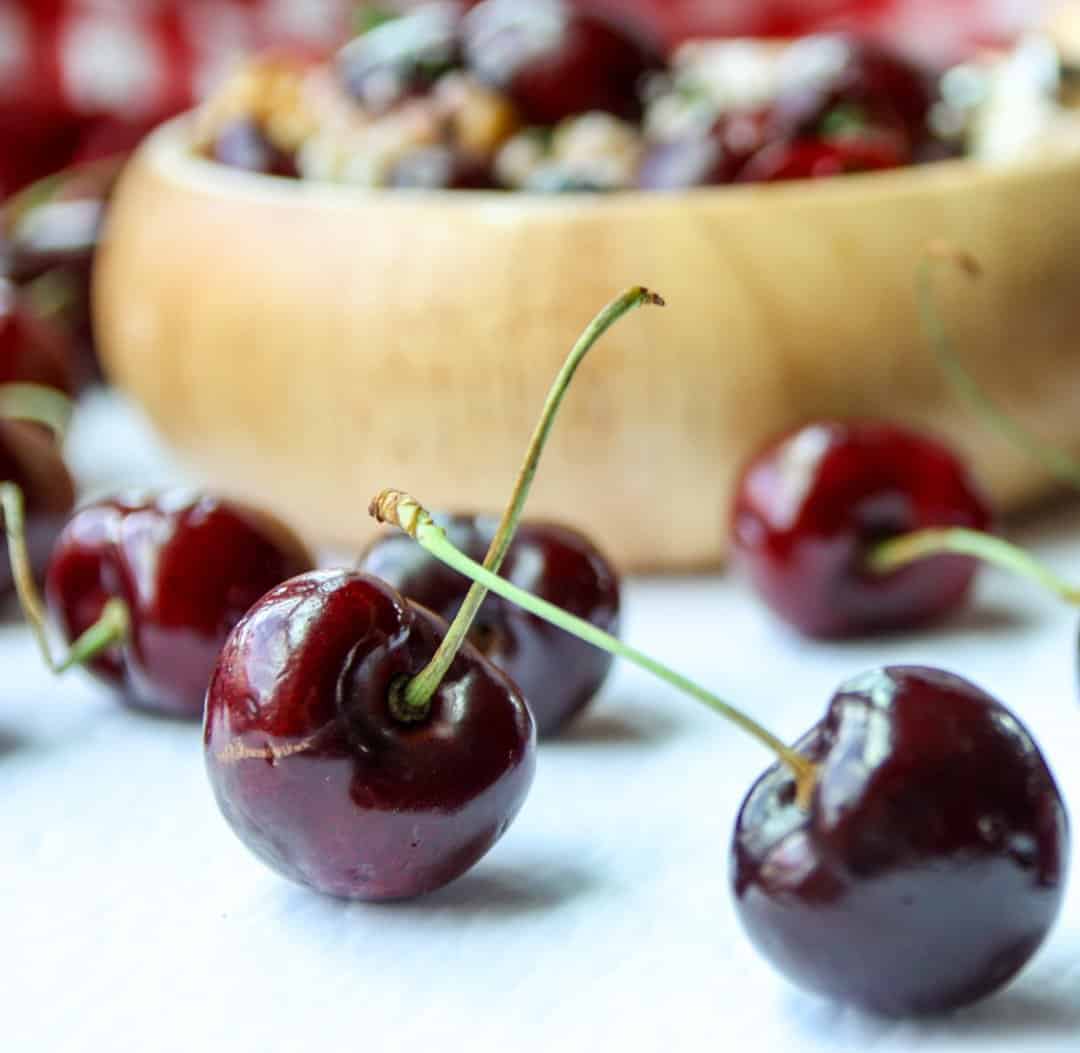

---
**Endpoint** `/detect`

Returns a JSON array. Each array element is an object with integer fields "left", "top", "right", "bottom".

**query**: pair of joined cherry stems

[{"left": 2, "top": 272, "right": 1072, "bottom": 1017}]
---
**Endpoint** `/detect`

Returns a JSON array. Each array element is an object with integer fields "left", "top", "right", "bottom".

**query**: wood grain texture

[{"left": 95, "top": 118, "right": 1080, "bottom": 571}]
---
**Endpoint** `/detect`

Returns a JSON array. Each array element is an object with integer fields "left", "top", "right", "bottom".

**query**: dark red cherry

[
  {"left": 359, "top": 515, "right": 619, "bottom": 736},
  {"left": 0, "top": 421, "right": 75, "bottom": 596},
  {"left": 210, "top": 120, "right": 299, "bottom": 178},
  {"left": 4, "top": 158, "right": 125, "bottom": 389},
  {"left": 44, "top": 493, "right": 314, "bottom": 719},
  {"left": 204, "top": 569, "right": 536, "bottom": 900},
  {"left": 339, "top": 3, "right": 463, "bottom": 114},
  {"left": 735, "top": 135, "right": 903, "bottom": 183},
  {"left": 733, "top": 666, "right": 1068, "bottom": 1016},
  {"left": 0, "top": 282, "right": 76, "bottom": 396},
  {"left": 770, "top": 34, "right": 933, "bottom": 152},
  {"left": 731, "top": 421, "right": 991, "bottom": 638},
  {"left": 463, "top": 0, "right": 662, "bottom": 125}
]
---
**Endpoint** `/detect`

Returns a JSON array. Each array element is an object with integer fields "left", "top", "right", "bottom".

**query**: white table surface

[{"left": 6, "top": 392, "right": 1080, "bottom": 1052}]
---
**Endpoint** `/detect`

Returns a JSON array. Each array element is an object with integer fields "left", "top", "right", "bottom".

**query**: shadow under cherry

[
  {"left": 271, "top": 858, "right": 599, "bottom": 925},
  {"left": 786, "top": 981, "right": 1080, "bottom": 1046},
  {"left": 389, "top": 860, "right": 599, "bottom": 918},
  {"left": 0, "top": 725, "right": 28, "bottom": 758},
  {"left": 550, "top": 704, "right": 681, "bottom": 748}
]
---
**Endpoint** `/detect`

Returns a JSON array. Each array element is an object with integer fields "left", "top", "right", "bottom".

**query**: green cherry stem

[
  {"left": 868, "top": 526, "right": 1080, "bottom": 604},
  {"left": 372, "top": 489, "right": 819, "bottom": 805},
  {"left": 0, "top": 385, "right": 129, "bottom": 672},
  {"left": 393, "top": 286, "right": 665, "bottom": 722},
  {"left": 0, "top": 482, "right": 129, "bottom": 673},
  {"left": 919, "top": 243, "right": 1080, "bottom": 490},
  {"left": 0, "top": 381, "right": 73, "bottom": 442}
]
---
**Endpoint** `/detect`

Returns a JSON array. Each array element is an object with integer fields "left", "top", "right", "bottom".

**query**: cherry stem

[
  {"left": 0, "top": 482, "right": 130, "bottom": 674},
  {"left": 0, "top": 382, "right": 73, "bottom": 442},
  {"left": 372, "top": 489, "right": 818, "bottom": 804},
  {"left": 394, "top": 286, "right": 666, "bottom": 721},
  {"left": 919, "top": 243, "right": 1080, "bottom": 490},
  {"left": 869, "top": 526, "right": 1080, "bottom": 604}
]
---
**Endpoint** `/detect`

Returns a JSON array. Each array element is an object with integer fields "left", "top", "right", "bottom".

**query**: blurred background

[{"left": 0, "top": 1, "right": 1043, "bottom": 199}]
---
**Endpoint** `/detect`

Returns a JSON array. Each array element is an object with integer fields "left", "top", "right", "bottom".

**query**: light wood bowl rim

[{"left": 143, "top": 113, "right": 1080, "bottom": 214}]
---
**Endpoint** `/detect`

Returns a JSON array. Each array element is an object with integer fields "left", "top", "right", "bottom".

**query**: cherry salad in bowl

[{"left": 193, "top": 0, "right": 1078, "bottom": 192}]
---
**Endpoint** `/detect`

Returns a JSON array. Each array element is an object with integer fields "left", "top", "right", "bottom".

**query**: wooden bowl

[{"left": 96, "top": 117, "right": 1080, "bottom": 571}]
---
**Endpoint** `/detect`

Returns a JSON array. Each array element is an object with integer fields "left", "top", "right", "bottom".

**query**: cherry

[
  {"left": 204, "top": 569, "right": 535, "bottom": 899},
  {"left": 731, "top": 255, "right": 1080, "bottom": 637},
  {"left": 0, "top": 282, "right": 76, "bottom": 397},
  {"left": 202, "top": 287, "right": 661, "bottom": 900},
  {"left": 360, "top": 515, "right": 619, "bottom": 736},
  {"left": 731, "top": 421, "right": 991, "bottom": 638},
  {"left": 3, "top": 158, "right": 125, "bottom": 389},
  {"left": 42, "top": 493, "right": 314, "bottom": 719},
  {"left": 733, "top": 666, "right": 1068, "bottom": 1016},
  {"left": 0, "top": 420, "right": 74, "bottom": 596},
  {"left": 462, "top": 0, "right": 662, "bottom": 126}
]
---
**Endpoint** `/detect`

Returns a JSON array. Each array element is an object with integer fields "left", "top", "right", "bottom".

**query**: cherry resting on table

[
  {"left": 45, "top": 491, "right": 314, "bottom": 718},
  {"left": 204, "top": 569, "right": 535, "bottom": 900},
  {"left": 733, "top": 666, "right": 1068, "bottom": 1016},
  {"left": 731, "top": 420, "right": 991, "bottom": 638}
]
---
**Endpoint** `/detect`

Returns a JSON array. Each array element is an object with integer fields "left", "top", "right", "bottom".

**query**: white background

[{"left": 5, "top": 392, "right": 1080, "bottom": 1052}]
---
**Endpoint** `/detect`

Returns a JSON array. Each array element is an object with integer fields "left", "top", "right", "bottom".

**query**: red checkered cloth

[{"left": 0, "top": 0, "right": 353, "bottom": 194}]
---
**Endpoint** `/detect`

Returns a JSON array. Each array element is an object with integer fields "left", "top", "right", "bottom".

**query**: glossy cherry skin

[
  {"left": 359, "top": 516, "right": 619, "bottom": 736},
  {"left": 204, "top": 569, "right": 536, "bottom": 900},
  {"left": 44, "top": 493, "right": 314, "bottom": 719},
  {"left": 463, "top": 0, "right": 661, "bottom": 125},
  {"left": 732, "top": 421, "right": 992, "bottom": 639},
  {"left": 733, "top": 666, "right": 1068, "bottom": 1016},
  {"left": 0, "top": 421, "right": 75, "bottom": 596}
]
